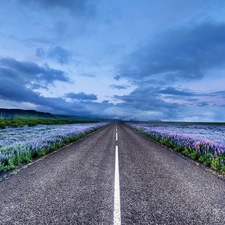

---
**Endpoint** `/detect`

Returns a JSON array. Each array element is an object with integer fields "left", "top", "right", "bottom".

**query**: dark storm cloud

[
  {"left": 0, "top": 57, "right": 71, "bottom": 109},
  {"left": 18, "top": 0, "right": 95, "bottom": 17},
  {"left": 0, "top": 58, "right": 69, "bottom": 84},
  {"left": 113, "top": 75, "right": 121, "bottom": 81},
  {"left": 115, "top": 91, "right": 181, "bottom": 121},
  {"left": 206, "top": 90, "right": 225, "bottom": 97},
  {"left": 109, "top": 85, "right": 127, "bottom": 90},
  {"left": 0, "top": 79, "right": 41, "bottom": 103},
  {"left": 65, "top": 92, "right": 97, "bottom": 101},
  {"left": 0, "top": 78, "right": 85, "bottom": 115},
  {"left": 197, "top": 102, "right": 209, "bottom": 107},
  {"left": 0, "top": 73, "right": 110, "bottom": 116},
  {"left": 36, "top": 46, "right": 73, "bottom": 64},
  {"left": 159, "top": 87, "right": 195, "bottom": 96},
  {"left": 0, "top": 57, "right": 112, "bottom": 117},
  {"left": 114, "top": 85, "right": 177, "bottom": 111},
  {"left": 118, "top": 22, "right": 225, "bottom": 81},
  {"left": 0, "top": 57, "right": 74, "bottom": 113},
  {"left": 112, "top": 84, "right": 221, "bottom": 120}
]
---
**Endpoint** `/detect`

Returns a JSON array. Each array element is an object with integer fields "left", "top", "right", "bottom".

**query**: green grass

[{"left": 0, "top": 118, "right": 100, "bottom": 129}]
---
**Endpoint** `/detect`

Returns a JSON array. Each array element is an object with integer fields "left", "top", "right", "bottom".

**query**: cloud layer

[
  {"left": 36, "top": 46, "right": 73, "bottom": 64},
  {"left": 0, "top": 58, "right": 69, "bottom": 85},
  {"left": 65, "top": 92, "right": 97, "bottom": 101},
  {"left": 18, "top": 0, "right": 95, "bottom": 17},
  {"left": 0, "top": 1, "right": 225, "bottom": 121},
  {"left": 118, "top": 23, "right": 225, "bottom": 82}
]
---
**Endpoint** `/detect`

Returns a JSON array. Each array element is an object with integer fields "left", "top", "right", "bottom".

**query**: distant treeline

[{"left": 0, "top": 118, "right": 100, "bottom": 129}]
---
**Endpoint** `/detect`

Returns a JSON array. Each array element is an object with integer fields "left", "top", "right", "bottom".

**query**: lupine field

[
  {"left": 0, "top": 122, "right": 108, "bottom": 172},
  {"left": 126, "top": 122, "right": 225, "bottom": 172}
]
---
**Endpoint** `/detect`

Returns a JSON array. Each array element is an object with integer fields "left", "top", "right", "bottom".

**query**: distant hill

[
  {"left": 0, "top": 108, "right": 104, "bottom": 129},
  {"left": 0, "top": 108, "right": 106, "bottom": 121},
  {"left": 0, "top": 108, "right": 54, "bottom": 119}
]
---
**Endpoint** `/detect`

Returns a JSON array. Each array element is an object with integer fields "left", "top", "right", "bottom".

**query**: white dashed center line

[{"left": 114, "top": 145, "right": 121, "bottom": 225}]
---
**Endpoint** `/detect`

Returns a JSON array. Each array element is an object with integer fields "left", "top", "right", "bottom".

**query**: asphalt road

[{"left": 1, "top": 122, "right": 225, "bottom": 224}]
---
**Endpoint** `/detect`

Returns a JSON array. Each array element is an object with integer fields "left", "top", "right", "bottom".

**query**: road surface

[{"left": 1, "top": 122, "right": 225, "bottom": 224}]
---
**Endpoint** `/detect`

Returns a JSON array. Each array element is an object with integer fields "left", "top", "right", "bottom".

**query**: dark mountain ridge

[
  {"left": 0, "top": 108, "right": 53, "bottom": 119},
  {"left": 0, "top": 108, "right": 107, "bottom": 121}
]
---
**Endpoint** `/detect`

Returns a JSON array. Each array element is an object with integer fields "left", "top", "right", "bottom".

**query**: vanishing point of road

[{"left": 1, "top": 122, "right": 225, "bottom": 224}]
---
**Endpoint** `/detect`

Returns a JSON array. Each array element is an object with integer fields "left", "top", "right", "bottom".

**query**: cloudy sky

[{"left": 0, "top": 0, "right": 225, "bottom": 121}]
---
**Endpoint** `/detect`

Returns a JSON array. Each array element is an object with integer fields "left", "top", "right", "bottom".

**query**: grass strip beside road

[{"left": 0, "top": 118, "right": 100, "bottom": 129}]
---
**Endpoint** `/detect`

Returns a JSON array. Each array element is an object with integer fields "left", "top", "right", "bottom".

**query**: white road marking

[
  {"left": 116, "top": 132, "right": 118, "bottom": 141},
  {"left": 114, "top": 145, "right": 121, "bottom": 225}
]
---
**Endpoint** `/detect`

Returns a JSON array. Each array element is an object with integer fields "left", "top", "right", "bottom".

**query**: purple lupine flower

[
  {"left": 194, "top": 141, "right": 201, "bottom": 153},
  {"left": 126, "top": 122, "right": 225, "bottom": 158},
  {"left": 0, "top": 122, "right": 109, "bottom": 163},
  {"left": 214, "top": 151, "right": 218, "bottom": 158}
]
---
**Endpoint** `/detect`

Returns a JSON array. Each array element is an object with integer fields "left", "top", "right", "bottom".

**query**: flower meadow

[
  {"left": 126, "top": 122, "right": 225, "bottom": 172},
  {"left": 0, "top": 122, "right": 108, "bottom": 172}
]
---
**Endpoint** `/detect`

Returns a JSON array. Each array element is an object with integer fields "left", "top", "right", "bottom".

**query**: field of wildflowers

[
  {"left": 0, "top": 122, "right": 108, "bottom": 172},
  {"left": 126, "top": 122, "right": 225, "bottom": 172}
]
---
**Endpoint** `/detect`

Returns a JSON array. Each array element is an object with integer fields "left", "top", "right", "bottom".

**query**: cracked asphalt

[{"left": 1, "top": 122, "right": 225, "bottom": 224}]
